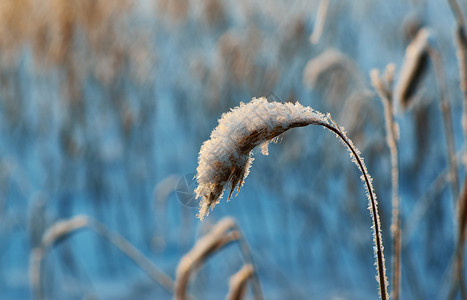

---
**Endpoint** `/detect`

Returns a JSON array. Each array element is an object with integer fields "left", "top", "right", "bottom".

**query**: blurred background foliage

[{"left": 0, "top": 0, "right": 465, "bottom": 299}]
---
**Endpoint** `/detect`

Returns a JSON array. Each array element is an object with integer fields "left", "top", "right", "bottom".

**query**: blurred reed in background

[{"left": 0, "top": 0, "right": 466, "bottom": 299}]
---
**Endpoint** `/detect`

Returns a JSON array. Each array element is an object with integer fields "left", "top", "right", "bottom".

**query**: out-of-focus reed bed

[
  {"left": 0, "top": 0, "right": 155, "bottom": 139},
  {"left": 0, "top": 0, "right": 144, "bottom": 77},
  {"left": 372, "top": 21, "right": 466, "bottom": 299},
  {"left": 2, "top": 0, "right": 467, "bottom": 299}
]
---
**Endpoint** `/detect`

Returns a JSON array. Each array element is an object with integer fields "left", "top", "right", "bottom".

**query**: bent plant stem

[
  {"left": 448, "top": 0, "right": 467, "bottom": 123},
  {"left": 321, "top": 119, "right": 388, "bottom": 300},
  {"left": 278, "top": 116, "right": 388, "bottom": 299},
  {"left": 449, "top": 178, "right": 467, "bottom": 300},
  {"left": 445, "top": 3, "right": 467, "bottom": 297},
  {"left": 195, "top": 98, "right": 388, "bottom": 299}
]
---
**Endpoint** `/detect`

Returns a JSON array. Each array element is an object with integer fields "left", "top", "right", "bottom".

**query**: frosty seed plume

[
  {"left": 194, "top": 97, "right": 328, "bottom": 220},
  {"left": 194, "top": 96, "right": 388, "bottom": 299}
]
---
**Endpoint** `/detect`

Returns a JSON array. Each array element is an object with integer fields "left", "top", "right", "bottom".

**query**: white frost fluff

[
  {"left": 195, "top": 97, "right": 327, "bottom": 220},
  {"left": 194, "top": 97, "right": 388, "bottom": 299}
]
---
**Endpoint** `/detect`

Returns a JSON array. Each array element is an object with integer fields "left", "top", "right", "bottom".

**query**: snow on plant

[{"left": 194, "top": 96, "right": 389, "bottom": 299}]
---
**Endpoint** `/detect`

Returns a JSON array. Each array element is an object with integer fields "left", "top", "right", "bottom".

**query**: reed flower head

[{"left": 195, "top": 97, "right": 327, "bottom": 220}]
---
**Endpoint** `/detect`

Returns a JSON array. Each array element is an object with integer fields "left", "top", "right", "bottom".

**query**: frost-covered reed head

[
  {"left": 195, "top": 97, "right": 327, "bottom": 220},
  {"left": 194, "top": 97, "right": 388, "bottom": 299}
]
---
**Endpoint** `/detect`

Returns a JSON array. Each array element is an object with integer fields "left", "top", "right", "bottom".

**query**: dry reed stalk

[
  {"left": 89, "top": 220, "right": 175, "bottom": 293},
  {"left": 456, "top": 26, "right": 467, "bottom": 163},
  {"left": 449, "top": 177, "right": 467, "bottom": 300},
  {"left": 175, "top": 217, "right": 263, "bottom": 300},
  {"left": 194, "top": 97, "right": 389, "bottom": 299},
  {"left": 402, "top": 148, "right": 462, "bottom": 244},
  {"left": 447, "top": 0, "right": 467, "bottom": 149},
  {"left": 175, "top": 218, "right": 240, "bottom": 300},
  {"left": 428, "top": 47, "right": 460, "bottom": 201},
  {"left": 226, "top": 264, "right": 254, "bottom": 300},
  {"left": 387, "top": 30, "right": 460, "bottom": 298},
  {"left": 392, "top": 25, "right": 462, "bottom": 297},
  {"left": 310, "top": 0, "right": 329, "bottom": 44},
  {"left": 402, "top": 147, "right": 466, "bottom": 297},
  {"left": 29, "top": 215, "right": 174, "bottom": 300},
  {"left": 231, "top": 223, "right": 263, "bottom": 300},
  {"left": 29, "top": 215, "right": 89, "bottom": 299},
  {"left": 394, "top": 28, "right": 430, "bottom": 110},
  {"left": 447, "top": 2, "right": 467, "bottom": 298},
  {"left": 371, "top": 65, "right": 401, "bottom": 300}
]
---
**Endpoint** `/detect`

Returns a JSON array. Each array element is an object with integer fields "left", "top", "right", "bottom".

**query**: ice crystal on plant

[{"left": 195, "top": 97, "right": 327, "bottom": 220}]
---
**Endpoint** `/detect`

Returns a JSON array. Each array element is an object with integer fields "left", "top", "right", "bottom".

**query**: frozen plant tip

[
  {"left": 195, "top": 97, "right": 389, "bottom": 299},
  {"left": 195, "top": 97, "right": 327, "bottom": 219}
]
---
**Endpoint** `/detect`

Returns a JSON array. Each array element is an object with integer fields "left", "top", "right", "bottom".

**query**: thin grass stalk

[
  {"left": 226, "top": 264, "right": 254, "bottom": 300},
  {"left": 447, "top": 2, "right": 467, "bottom": 298},
  {"left": 457, "top": 27, "right": 467, "bottom": 152},
  {"left": 29, "top": 215, "right": 175, "bottom": 300},
  {"left": 428, "top": 47, "right": 460, "bottom": 201},
  {"left": 323, "top": 118, "right": 388, "bottom": 300},
  {"left": 194, "top": 98, "right": 388, "bottom": 299},
  {"left": 449, "top": 0, "right": 466, "bottom": 28},
  {"left": 449, "top": 177, "right": 467, "bottom": 300},
  {"left": 230, "top": 223, "right": 263, "bottom": 300},
  {"left": 447, "top": 1, "right": 467, "bottom": 139},
  {"left": 371, "top": 66, "right": 401, "bottom": 300},
  {"left": 88, "top": 220, "right": 175, "bottom": 293},
  {"left": 402, "top": 148, "right": 464, "bottom": 245}
]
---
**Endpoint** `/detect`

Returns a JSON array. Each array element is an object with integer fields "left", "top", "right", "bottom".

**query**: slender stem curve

[{"left": 321, "top": 120, "right": 388, "bottom": 300}]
